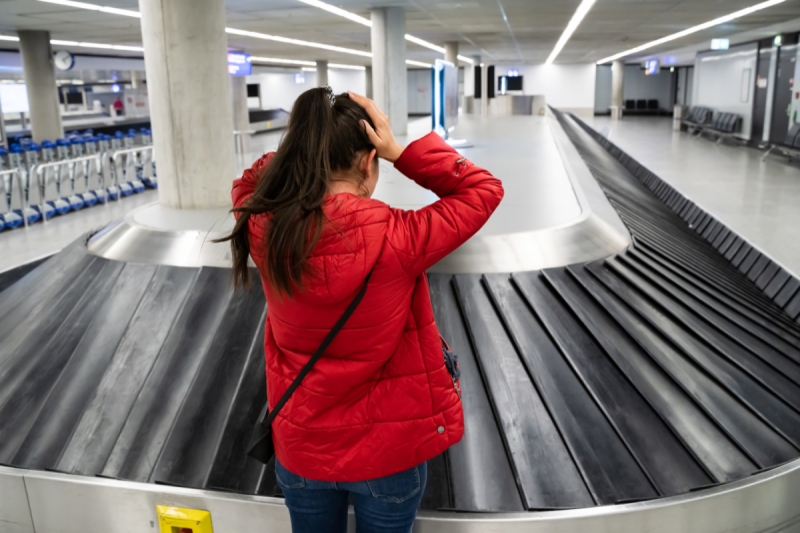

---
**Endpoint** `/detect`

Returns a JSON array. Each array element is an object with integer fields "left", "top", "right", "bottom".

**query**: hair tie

[{"left": 322, "top": 85, "right": 335, "bottom": 106}]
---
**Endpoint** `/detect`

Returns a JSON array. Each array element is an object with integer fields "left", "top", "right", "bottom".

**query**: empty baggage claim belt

[{"left": 1, "top": 109, "right": 800, "bottom": 533}]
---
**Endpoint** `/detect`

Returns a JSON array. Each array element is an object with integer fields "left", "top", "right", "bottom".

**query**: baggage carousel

[{"left": 1, "top": 109, "right": 800, "bottom": 532}]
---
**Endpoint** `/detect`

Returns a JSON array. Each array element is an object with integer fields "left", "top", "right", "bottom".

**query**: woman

[{"left": 224, "top": 87, "right": 503, "bottom": 532}]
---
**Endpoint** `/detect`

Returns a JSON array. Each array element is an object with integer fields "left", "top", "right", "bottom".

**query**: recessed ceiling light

[
  {"left": 545, "top": 0, "right": 596, "bottom": 65},
  {"left": 597, "top": 0, "right": 787, "bottom": 64},
  {"left": 406, "top": 60, "right": 433, "bottom": 67}
]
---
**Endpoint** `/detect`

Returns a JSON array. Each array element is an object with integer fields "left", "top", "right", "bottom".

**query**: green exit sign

[{"left": 774, "top": 34, "right": 783, "bottom": 46}]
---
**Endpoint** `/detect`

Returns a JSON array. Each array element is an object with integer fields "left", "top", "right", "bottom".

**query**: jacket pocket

[
  {"left": 365, "top": 465, "right": 421, "bottom": 503},
  {"left": 275, "top": 460, "right": 306, "bottom": 490}
]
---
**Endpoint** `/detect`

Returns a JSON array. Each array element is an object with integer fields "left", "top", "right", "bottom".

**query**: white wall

[
  {"left": 692, "top": 42, "right": 758, "bottom": 141},
  {"left": 247, "top": 68, "right": 367, "bottom": 111},
  {"left": 623, "top": 65, "right": 674, "bottom": 111},
  {"left": 492, "top": 64, "right": 596, "bottom": 115},
  {"left": 407, "top": 68, "right": 432, "bottom": 115},
  {"left": 595, "top": 64, "right": 675, "bottom": 113}
]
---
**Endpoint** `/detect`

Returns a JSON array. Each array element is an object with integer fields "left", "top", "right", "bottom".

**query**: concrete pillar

[
  {"left": 481, "top": 63, "right": 489, "bottom": 119},
  {"left": 18, "top": 31, "right": 63, "bottom": 143},
  {"left": 316, "top": 60, "right": 329, "bottom": 87},
  {"left": 365, "top": 66, "right": 373, "bottom": 99},
  {"left": 611, "top": 60, "right": 625, "bottom": 120},
  {"left": 445, "top": 41, "right": 459, "bottom": 65},
  {"left": 139, "top": 0, "right": 236, "bottom": 209},
  {"left": 370, "top": 6, "right": 407, "bottom": 135},
  {"left": 130, "top": 70, "right": 144, "bottom": 89},
  {"left": 464, "top": 56, "right": 478, "bottom": 98},
  {"left": 231, "top": 75, "right": 250, "bottom": 155}
]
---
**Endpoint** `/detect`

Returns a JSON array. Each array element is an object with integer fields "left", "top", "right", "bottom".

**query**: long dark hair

[{"left": 217, "top": 88, "right": 376, "bottom": 296}]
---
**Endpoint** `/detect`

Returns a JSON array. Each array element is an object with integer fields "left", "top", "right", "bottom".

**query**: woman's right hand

[{"left": 348, "top": 91, "right": 405, "bottom": 163}]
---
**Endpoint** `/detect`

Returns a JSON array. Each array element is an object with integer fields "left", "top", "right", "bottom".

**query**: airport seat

[
  {"left": 624, "top": 100, "right": 636, "bottom": 111},
  {"left": 636, "top": 99, "right": 647, "bottom": 110},
  {"left": 784, "top": 123, "right": 800, "bottom": 146},
  {"left": 647, "top": 99, "right": 658, "bottom": 110}
]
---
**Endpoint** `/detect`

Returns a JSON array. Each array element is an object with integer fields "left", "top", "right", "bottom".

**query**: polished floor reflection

[{"left": 588, "top": 116, "right": 800, "bottom": 277}]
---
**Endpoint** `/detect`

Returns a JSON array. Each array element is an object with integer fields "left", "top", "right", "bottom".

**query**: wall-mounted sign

[
  {"left": 227, "top": 52, "right": 252, "bottom": 76},
  {"left": 295, "top": 73, "right": 305, "bottom": 84},
  {"left": 0, "top": 84, "right": 30, "bottom": 113},
  {"left": 711, "top": 38, "right": 730, "bottom": 50},
  {"left": 774, "top": 34, "right": 783, "bottom": 47},
  {"left": 506, "top": 68, "right": 519, "bottom": 77},
  {"left": 111, "top": 83, "right": 121, "bottom": 93},
  {"left": 645, "top": 59, "right": 659, "bottom": 76}
]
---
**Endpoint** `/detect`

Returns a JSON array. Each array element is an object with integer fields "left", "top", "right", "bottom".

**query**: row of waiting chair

[{"left": 681, "top": 106, "right": 742, "bottom": 143}]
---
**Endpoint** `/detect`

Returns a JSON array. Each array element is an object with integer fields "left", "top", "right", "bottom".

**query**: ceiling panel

[{"left": 1, "top": 0, "right": 800, "bottom": 65}]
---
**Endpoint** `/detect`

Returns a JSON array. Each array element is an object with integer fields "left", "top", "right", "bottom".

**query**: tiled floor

[{"left": 587, "top": 116, "right": 800, "bottom": 278}]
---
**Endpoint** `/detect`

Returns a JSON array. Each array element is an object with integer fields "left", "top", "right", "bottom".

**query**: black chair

[
  {"left": 647, "top": 99, "right": 658, "bottom": 110},
  {"left": 636, "top": 99, "right": 647, "bottom": 110},
  {"left": 784, "top": 124, "right": 800, "bottom": 146},
  {"left": 625, "top": 100, "right": 636, "bottom": 110}
]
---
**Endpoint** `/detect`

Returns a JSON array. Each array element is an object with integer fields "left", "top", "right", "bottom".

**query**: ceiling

[{"left": 1, "top": 0, "right": 800, "bottom": 66}]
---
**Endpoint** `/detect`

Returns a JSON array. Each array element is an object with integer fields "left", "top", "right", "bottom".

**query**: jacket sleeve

[
  {"left": 232, "top": 152, "right": 274, "bottom": 216},
  {"left": 387, "top": 132, "right": 504, "bottom": 276}
]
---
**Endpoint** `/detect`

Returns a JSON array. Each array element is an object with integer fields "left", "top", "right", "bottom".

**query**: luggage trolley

[
  {"left": 111, "top": 146, "right": 147, "bottom": 195},
  {"left": 6, "top": 145, "right": 40, "bottom": 226},
  {"left": 0, "top": 166, "right": 28, "bottom": 230}
]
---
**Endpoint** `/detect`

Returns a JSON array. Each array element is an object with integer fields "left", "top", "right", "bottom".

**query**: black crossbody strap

[{"left": 262, "top": 265, "right": 375, "bottom": 428}]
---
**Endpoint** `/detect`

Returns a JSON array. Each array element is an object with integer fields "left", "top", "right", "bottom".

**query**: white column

[
  {"left": 231, "top": 75, "right": 250, "bottom": 155},
  {"left": 139, "top": 0, "right": 236, "bottom": 209},
  {"left": 18, "top": 31, "right": 63, "bottom": 143},
  {"left": 365, "top": 66, "right": 373, "bottom": 99},
  {"left": 611, "top": 60, "right": 625, "bottom": 120},
  {"left": 130, "top": 70, "right": 144, "bottom": 89},
  {"left": 763, "top": 46, "right": 779, "bottom": 143},
  {"left": 445, "top": 41, "right": 459, "bottom": 65},
  {"left": 370, "top": 6, "right": 407, "bottom": 135},
  {"left": 316, "top": 60, "right": 329, "bottom": 87}
]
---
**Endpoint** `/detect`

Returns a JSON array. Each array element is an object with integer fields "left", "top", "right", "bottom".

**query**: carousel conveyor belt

[{"left": 1, "top": 108, "right": 800, "bottom": 516}]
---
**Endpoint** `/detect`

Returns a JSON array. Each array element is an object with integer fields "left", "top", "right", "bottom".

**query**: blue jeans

[{"left": 276, "top": 459, "right": 427, "bottom": 533}]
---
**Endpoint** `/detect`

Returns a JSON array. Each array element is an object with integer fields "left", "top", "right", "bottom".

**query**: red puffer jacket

[{"left": 232, "top": 132, "right": 503, "bottom": 481}]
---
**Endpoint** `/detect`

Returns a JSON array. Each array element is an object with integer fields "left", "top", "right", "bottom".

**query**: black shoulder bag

[{"left": 247, "top": 266, "right": 375, "bottom": 464}]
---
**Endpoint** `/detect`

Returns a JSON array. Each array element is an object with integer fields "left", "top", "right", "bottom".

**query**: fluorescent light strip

[
  {"left": 302, "top": 67, "right": 317, "bottom": 71},
  {"left": 546, "top": 0, "right": 596, "bottom": 65},
  {"left": 404, "top": 34, "right": 445, "bottom": 53},
  {"left": 406, "top": 59, "right": 432, "bottom": 67},
  {"left": 295, "top": 0, "right": 473, "bottom": 64},
  {"left": 0, "top": 36, "right": 20, "bottom": 42},
  {"left": 330, "top": 63, "right": 366, "bottom": 70},
  {"left": 597, "top": 0, "right": 787, "bottom": 64},
  {"left": 225, "top": 28, "right": 372, "bottom": 58},
  {"left": 297, "top": 0, "right": 371, "bottom": 26},
  {"left": 50, "top": 39, "right": 144, "bottom": 52},
  {"left": 38, "top": 0, "right": 140, "bottom": 18}
]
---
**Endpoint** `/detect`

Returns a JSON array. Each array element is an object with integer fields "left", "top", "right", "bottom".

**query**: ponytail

[{"left": 217, "top": 87, "right": 375, "bottom": 296}]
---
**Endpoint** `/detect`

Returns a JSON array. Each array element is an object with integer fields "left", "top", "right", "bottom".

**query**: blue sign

[
  {"left": 507, "top": 68, "right": 519, "bottom": 77},
  {"left": 295, "top": 73, "right": 305, "bottom": 84},
  {"left": 111, "top": 83, "right": 121, "bottom": 93},
  {"left": 228, "top": 52, "right": 252, "bottom": 76},
  {"left": 645, "top": 59, "right": 659, "bottom": 76}
]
